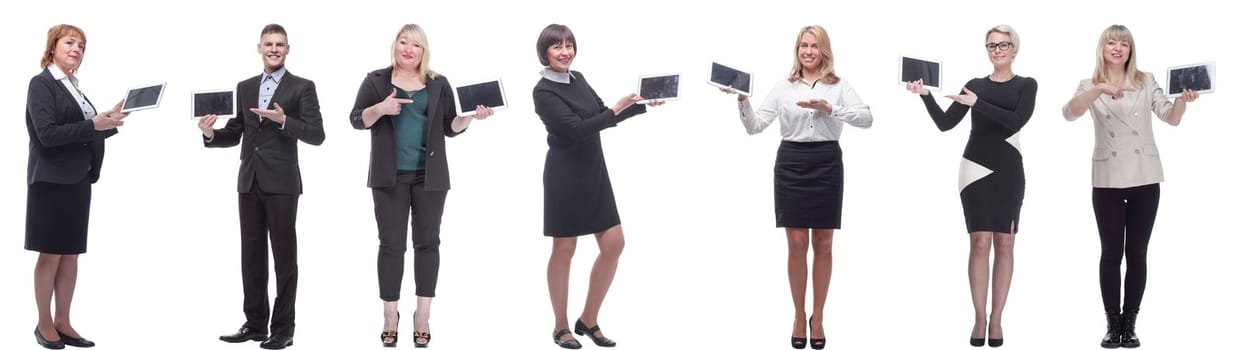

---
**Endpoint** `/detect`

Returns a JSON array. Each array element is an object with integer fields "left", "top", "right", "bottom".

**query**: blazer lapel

[
  {"left": 1097, "top": 91, "right": 1136, "bottom": 130},
  {"left": 267, "top": 71, "right": 292, "bottom": 110}
]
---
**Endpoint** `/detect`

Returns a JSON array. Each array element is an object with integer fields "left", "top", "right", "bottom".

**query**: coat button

[
  {"left": 1105, "top": 115, "right": 1111, "bottom": 119},
  {"left": 255, "top": 147, "right": 260, "bottom": 151},
  {"left": 1132, "top": 130, "right": 1138, "bottom": 136},
  {"left": 1108, "top": 131, "right": 1115, "bottom": 138},
  {"left": 1111, "top": 151, "right": 1117, "bottom": 156},
  {"left": 429, "top": 151, "right": 435, "bottom": 157},
  {"left": 1135, "top": 149, "right": 1142, "bottom": 154},
  {"left": 1132, "top": 112, "right": 1138, "bottom": 117}
]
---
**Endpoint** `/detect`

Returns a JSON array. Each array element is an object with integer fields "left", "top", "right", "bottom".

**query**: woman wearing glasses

[
  {"left": 905, "top": 24, "right": 1036, "bottom": 348},
  {"left": 1062, "top": 24, "right": 1199, "bottom": 349}
]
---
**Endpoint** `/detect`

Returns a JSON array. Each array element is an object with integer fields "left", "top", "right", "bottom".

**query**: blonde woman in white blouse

[{"left": 721, "top": 25, "right": 871, "bottom": 350}]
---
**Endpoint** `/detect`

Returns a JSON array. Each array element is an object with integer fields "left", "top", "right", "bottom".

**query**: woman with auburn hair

[
  {"left": 26, "top": 23, "right": 129, "bottom": 349},
  {"left": 1062, "top": 24, "right": 1199, "bottom": 349},
  {"left": 349, "top": 23, "right": 494, "bottom": 348},
  {"left": 905, "top": 24, "right": 1037, "bottom": 348},
  {"left": 721, "top": 25, "right": 872, "bottom": 349}
]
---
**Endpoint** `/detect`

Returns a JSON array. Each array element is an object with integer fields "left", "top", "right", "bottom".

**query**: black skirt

[
  {"left": 25, "top": 181, "right": 92, "bottom": 254},
  {"left": 774, "top": 141, "right": 843, "bottom": 229}
]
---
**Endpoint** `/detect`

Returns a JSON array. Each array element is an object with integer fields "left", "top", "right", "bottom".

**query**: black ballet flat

[
  {"left": 970, "top": 338, "right": 985, "bottom": 347},
  {"left": 381, "top": 311, "right": 399, "bottom": 347},
  {"left": 57, "top": 331, "right": 94, "bottom": 348},
  {"left": 553, "top": 329, "right": 582, "bottom": 349},
  {"left": 988, "top": 338, "right": 1004, "bottom": 347},
  {"left": 34, "top": 328, "right": 65, "bottom": 350},
  {"left": 574, "top": 319, "right": 616, "bottom": 347}
]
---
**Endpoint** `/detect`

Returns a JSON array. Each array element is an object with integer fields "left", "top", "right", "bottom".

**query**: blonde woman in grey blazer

[{"left": 1063, "top": 24, "right": 1199, "bottom": 349}]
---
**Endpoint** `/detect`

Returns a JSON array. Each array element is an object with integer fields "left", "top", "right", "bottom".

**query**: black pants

[
  {"left": 373, "top": 171, "right": 447, "bottom": 300},
  {"left": 238, "top": 187, "right": 299, "bottom": 337},
  {"left": 1092, "top": 183, "right": 1159, "bottom": 313}
]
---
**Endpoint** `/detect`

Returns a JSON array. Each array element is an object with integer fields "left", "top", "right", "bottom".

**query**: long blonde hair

[
  {"left": 1091, "top": 24, "right": 1145, "bottom": 87},
  {"left": 787, "top": 25, "right": 839, "bottom": 84},
  {"left": 391, "top": 24, "right": 438, "bottom": 81}
]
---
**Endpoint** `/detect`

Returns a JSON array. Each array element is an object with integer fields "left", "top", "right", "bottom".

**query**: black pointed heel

[{"left": 574, "top": 319, "right": 616, "bottom": 347}]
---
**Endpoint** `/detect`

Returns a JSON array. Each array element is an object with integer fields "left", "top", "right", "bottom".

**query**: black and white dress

[{"left": 919, "top": 76, "right": 1037, "bottom": 233}]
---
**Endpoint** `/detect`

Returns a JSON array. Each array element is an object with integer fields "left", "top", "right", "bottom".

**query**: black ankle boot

[
  {"left": 1100, "top": 311, "right": 1121, "bottom": 348},
  {"left": 1119, "top": 310, "right": 1140, "bottom": 348}
]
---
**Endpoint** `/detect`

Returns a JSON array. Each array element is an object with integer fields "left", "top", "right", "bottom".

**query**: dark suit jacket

[
  {"left": 350, "top": 67, "right": 463, "bottom": 191},
  {"left": 26, "top": 68, "right": 118, "bottom": 185},
  {"left": 205, "top": 70, "right": 325, "bottom": 195}
]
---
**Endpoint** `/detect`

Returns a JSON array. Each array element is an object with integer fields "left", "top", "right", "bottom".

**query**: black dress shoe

[
  {"left": 57, "top": 331, "right": 95, "bottom": 348},
  {"left": 34, "top": 328, "right": 65, "bottom": 350},
  {"left": 260, "top": 335, "right": 294, "bottom": 349},
  {"left": 219, "top": 327, "right": 268, "bottom": 343},
  {"left": 988, "top": 338, "right": 1004, "bottom": 347},
  {"left": 553, "top": 329, "right": 582, "bottom": 349},
  {"left": 574, "top": 319, "right": 616, "bottom": 347},
  {"left": 970, "top": 338, "right": 985, "bottom": 347},
  {"left": 808, "top": 316, "right": 825, "bottom": 350}
]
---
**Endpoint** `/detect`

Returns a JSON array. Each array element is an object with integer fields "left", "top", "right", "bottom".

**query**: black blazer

[
  {"left": 350, "top": 67, "right": 463, "bottom": 190},
  {"left": 205, "top": 70, "right": 325, "bottom": 195},
  {"left": 26, "top": 67, "right": 118, "bottom": 185}
]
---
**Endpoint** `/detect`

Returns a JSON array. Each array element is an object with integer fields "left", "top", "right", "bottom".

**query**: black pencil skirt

[
  {"left": 25, "top": 181, "right": 92, "bottom": 254},
  {"left": 774, "top": 140, "right": 843, "bottom": 229}
]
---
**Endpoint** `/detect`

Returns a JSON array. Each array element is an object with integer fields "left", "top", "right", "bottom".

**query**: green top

[{"left": 394, "top": 88, "right": 429, "bottom": 171}]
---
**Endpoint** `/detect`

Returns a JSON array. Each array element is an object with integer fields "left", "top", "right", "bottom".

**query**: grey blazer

[{"left": 1063, "top": 72, "right": 1174, "bottom": 189}]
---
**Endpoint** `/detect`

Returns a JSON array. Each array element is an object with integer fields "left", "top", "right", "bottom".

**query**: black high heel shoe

[
  {"left": 553, "top": 329, "right": 582, "bottom": 349},
  {"left": 970, "top": 321, "right": 985, "bottom": 347},
  {"left": 574, "top": 319, "right": 617, "bottom": 347},
  {"left": 380, "top": 311, "right": 399, "bottom": 348},
  {"left": 791, "top": 314, "right": 807, "bottom": 349},
  {"left": 808, "top": 316, "right": 825, "bottom": 350},
  {"left": 34, "top": 328, "right": 65, "bottom": 350},
  {"left": 413, "top": 311, "right": 431, "bottom": 348}
]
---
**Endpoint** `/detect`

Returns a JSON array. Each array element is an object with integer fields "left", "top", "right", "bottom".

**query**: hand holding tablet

[
  {"left": 121, "top": 82, "right": 166, "bottom": 113},
  {"left": 192, "top": 90, "right": 235, "bottom": 119},
  {"left": 899, "top": 55, "right": 942, "bottom": 91},
  {"left": 709, "top": 62, "right": 754, "bottom": 96},
  {"left": 638, "top": 73, "right": 680, "bottom": 104},
  {"left": 1167, "top": 62, "right": 1214, "bottom": 98},
  {"left": 454, "top": 79, "right": 507, "bottom": 117}
]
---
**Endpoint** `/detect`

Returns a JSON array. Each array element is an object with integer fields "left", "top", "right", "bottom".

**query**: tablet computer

[
  {"left": 191, "top": 89, "right": 235, "bottom": 119},
  {"left": 121, "top": 82, "right": 166, "bottom": 113},
  {"left": 1167, "top": 62, "right": 1215, "bottom": 97},
  {"left": 899, "top": 55, "right": 942, "bottom": 91},
  {"left": 454, "top": 78, "right": 507, "bottom": 117},
  {"left": 708, "top": 62, "right": 753, "bottom": 96},
  {"left": 638, "top": 73, "right": 680, "bottom": 104}
]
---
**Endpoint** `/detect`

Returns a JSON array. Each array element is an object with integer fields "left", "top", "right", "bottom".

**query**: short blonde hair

[
  {"left": 787, "top": 25, "right": 839, "bottom": 84},
  {"left": 986, "top": 24, "right": 1020, "bottom": 54},
  {"left": 391, "top": 24, "right": 438, "bottom": 81},
  {"left": 1090, "top": 24, "right": 1145, "bottom": 88}
]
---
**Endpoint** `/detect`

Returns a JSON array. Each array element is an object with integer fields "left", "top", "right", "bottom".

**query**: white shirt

[
  {"left": 47, "top": 66, "right": 96, "bottom": 120},
  {"left": 739, "top": 78, "right": 872, "bottom": 141}
]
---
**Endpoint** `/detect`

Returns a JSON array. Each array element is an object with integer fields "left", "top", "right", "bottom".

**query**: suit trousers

[
  {"left": 373, "top": 170, "right": 446, "bottom": 300},
  {"left": 238, "top": 183, "right": 300, "bottom": 337}
]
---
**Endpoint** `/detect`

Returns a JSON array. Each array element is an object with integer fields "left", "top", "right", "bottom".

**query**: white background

[{"left": 1, "top": 1, "right": 1235, "bottom": 349}]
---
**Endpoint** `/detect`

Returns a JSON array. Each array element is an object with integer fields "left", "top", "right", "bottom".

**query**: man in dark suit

[{"left": 197, "top": 24, "right": 324, "bottom": 350}]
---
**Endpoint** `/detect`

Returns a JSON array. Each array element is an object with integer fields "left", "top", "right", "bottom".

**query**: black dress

[
  {"left": 533, "top": 71, "right": 645, "bottom": 237},
  {"left": 919, "top": 76, "right": 1037, "bottom": 233}
]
